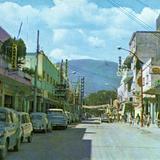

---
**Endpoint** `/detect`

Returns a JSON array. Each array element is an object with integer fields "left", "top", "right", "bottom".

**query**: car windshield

[
  {"left": 0, "top": 112, "right": 6, "bottom": 122},
  {"left": 31, "top": 115, "right": 43, "bottom": 120},
  {"left": 48, "top": 111, "right": 63, "bottom": 116}
]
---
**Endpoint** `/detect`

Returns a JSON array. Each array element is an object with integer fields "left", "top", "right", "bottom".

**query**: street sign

[{"left": 11, "top": 43, "right": 17, "bottom": 70}]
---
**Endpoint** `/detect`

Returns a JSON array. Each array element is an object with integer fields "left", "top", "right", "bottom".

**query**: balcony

[{"left": 123, "top": 70, "right": 133, "bottom": 83}]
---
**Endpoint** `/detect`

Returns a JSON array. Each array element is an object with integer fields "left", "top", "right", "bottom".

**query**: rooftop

[{"left": 0, "top": 26, "right": 10, "bottom": 43}]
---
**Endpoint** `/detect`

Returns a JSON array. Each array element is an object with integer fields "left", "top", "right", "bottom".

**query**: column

[
  {"left": 0, "top": 84, "right": 5, "bottom": 107},
  {"left": 151, "top": 103, "right": 155, "bottom": 124},
  {"left": 14, "top": 94, "right": 19, "bottom": 111}
]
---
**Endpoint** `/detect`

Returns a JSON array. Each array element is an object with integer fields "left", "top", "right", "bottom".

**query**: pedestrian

[
  {"left": 146, "top": 112, "right": 151, "bottom": 127},
  {"left": 136, "top": 113, "right": 140, "bottom": 126},
  {"left": 124, "top": 113, "right": 127, "bottom": 123},
  {"left": 143, "top": 113, "right": 146, "bottom": 126},
  {"left": 129, "top": 113, "right": 134, "bottom": 126},
  {"left": 157, "top": 112, "right": 160, "bottom": 128}
]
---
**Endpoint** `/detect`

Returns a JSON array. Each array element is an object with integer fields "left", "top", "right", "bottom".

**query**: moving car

[
  {"left": 47, "top": 109, "right": 68, "bottom": 129},
  {"left": 18, "top": 112, "right": 33, "bottom": 143},
  {"left": 0, "top": 107, "right": 21, "bottom": 160},
  {"left": 30, "top": 112, "right": 49, "bottom": 133}
]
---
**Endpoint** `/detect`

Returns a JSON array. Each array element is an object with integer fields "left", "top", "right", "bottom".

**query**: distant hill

[{"left": 68, "top": 59, "right": 120, "bottom": 95}]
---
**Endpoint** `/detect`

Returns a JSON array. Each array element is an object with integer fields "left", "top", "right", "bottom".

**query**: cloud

[
  {"left": 0, "top": 0, "right": 159, "bottom": 62},
  {"left": 88, "top": 36, "right": 106, "bottom": 48},
  {"left": 49, "top": 47, "right": 95, "bottom": 62}
]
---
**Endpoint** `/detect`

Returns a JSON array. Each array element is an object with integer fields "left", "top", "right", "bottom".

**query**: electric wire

[{"left": 107, "top": 0, "right": 160, "bottom": 40}]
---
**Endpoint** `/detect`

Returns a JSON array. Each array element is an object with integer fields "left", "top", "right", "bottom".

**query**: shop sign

[{"left": 150, "top": 66, "right": 160, "bottom": 74}]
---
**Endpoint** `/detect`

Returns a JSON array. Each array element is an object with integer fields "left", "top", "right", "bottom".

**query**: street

[{"left": 6, "top": 122, "right": 160, "bottom": 160}]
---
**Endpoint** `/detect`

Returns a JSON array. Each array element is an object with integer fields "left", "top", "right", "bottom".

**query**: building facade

[
  {"left": 24, "top": 52, "right": 61, "bottom": 112},
  {"left": 118, "top": 29, "right": 160, "bottom": 124}
]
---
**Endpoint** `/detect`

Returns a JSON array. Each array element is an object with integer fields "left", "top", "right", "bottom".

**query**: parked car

[
  {"left": 18, "top": 112, "right": 33, "bottom": 143},
  {"left": 101, "top": 116, "right": 110, "bottom": 123},
  {"left": 47, "top": 109, "right": 68, "bottom": 129},
  {"left": 0, "top": 107, "right": 22, "bottom": 160},
  {"left": 30, "top": 112, "right": 50, "bottom": 133}
]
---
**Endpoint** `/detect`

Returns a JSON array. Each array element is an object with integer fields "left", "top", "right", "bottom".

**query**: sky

[{"left": 0, "top": 0, "right": 160, "bottom": 63}]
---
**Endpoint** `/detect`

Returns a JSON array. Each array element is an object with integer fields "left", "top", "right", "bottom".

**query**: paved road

[{"left": 6, "top": 123, "right": 160, "bottom": 160}]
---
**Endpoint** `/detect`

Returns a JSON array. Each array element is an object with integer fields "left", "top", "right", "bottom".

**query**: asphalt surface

[{"left": 6, "top": 122, "right": 160, "bottom": 160}]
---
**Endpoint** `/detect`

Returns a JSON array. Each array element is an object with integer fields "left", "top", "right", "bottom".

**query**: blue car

[{"left": 47, "top": 109, "right": 68, "bottom": 129}]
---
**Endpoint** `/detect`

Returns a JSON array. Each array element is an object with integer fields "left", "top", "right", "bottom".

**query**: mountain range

[{"left": 68, "top": 59, "right": 121, "bottom": 95}]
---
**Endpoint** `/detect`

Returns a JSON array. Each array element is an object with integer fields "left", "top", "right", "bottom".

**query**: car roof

[
  {"left": 48, "top": 109, "right": 63, "bottom": 112},
  {"left": 0, "top": 107, "right": 17, "bottom": 113},
  {"left": 17, "top": 112, "right": 29, "bottom": 116},
  {"left": 30, "top": 112, "right": 47, "bottom": 115}
]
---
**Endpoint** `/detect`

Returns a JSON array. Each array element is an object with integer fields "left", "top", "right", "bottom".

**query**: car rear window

[
  {"left": 0, "top": 112, "right": 6, "bottom": 122},
  {"left": 31, "top": 115, "right": 43, "bottom": 120},
  {"left": 48, "top": 111, "right": 63, "bottom": 116}
]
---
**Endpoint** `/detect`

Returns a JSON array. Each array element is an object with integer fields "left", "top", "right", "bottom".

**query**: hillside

[{"left": 68, "top": 59, "right": 121, "bottom": 95}]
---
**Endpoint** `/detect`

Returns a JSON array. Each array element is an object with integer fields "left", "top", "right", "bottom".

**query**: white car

[
  {"left": 18, "top": 112, "right": 33, "bottom": 143},
  {"left": 30, "top": 112, "right": 49, "bottom": 133}
]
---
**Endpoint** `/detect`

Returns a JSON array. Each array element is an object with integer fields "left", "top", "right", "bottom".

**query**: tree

[
  {"left": 84, "top": 90, "right": 117, "bottom": 106},
  {"left": 0, "top": 38, "right": 26, "bottom": 68}
]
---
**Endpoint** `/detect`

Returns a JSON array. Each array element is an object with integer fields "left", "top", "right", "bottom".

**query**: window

[
  {"left": 50, "top": 77, "right": 52, "bottom": 84},
  {"left": 43, "top": 71, "right": 46, "bottom": 80},
  {"left": 47, "top": 74, "right": 49, "bottom": 82},
  {"left": 22, "top": 115, "right": 26, "bottom": 123},
  {"left": 146, "top": 75, "right": 149, "bottom": 85}
]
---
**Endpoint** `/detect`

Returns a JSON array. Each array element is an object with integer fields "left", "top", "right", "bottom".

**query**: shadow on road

[{"left": 7, "top": 126, "right": 92, "bottom": 160}]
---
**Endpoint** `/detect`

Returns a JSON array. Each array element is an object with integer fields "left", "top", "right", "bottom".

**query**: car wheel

[
  {"left": 0, "top": 141, "right": 8, "bottom": 160},
  {"left": 14, "top": 139, "right": 20, "bottom": 151},
  {"left": 43, "top": 128, "right": 47, "bottom": 133},
  {"left": 21, "top": 136, "right": 24, "bottom": 143},
  {"left": 28, "top": 134, "right": 32, "bottom": 143}
]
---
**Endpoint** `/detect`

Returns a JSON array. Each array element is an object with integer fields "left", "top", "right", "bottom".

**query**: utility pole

[
  {"left": 140, "top": 65, "right": 144, "bottom": 127},
  {"left": 33, "top": 30, "right": 40, "bottom": 112},
  {"left": 80, "top": 77, "right": 85, "bottom": 106}
]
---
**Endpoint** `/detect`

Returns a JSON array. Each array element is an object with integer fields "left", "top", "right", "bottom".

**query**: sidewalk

[
  {"left": 135, "top": 124, "right": 160, "bottom": 135},
  {"left": 132, "top": 123, "right": 160, "bottom": 135}
]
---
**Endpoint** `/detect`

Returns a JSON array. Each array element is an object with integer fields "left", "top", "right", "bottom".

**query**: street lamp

[{"left": 117, "top": 47, "right": 144, "bottom": 127}]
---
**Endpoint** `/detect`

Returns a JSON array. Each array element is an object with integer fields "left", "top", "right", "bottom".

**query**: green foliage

[
  {"left": 22, "top": 67, "right": 35, "bottom": 76},
  {"left": 84, "top": 90, "right": 117, "bottom": 106},
  {"left": 0, "top": 38, "right": 26, "bottom": 67}
]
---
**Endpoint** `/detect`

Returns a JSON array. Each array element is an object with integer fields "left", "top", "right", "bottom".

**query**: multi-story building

[
  {"left": 118, "top": 30, "right": 160, "bottom": 121},
  {"left": 156, "top": 14, "right": 160, "bottom": 30},
  {"left": 0, "top": 26, "right": 32, "bottom": 112},
  {"left": 24, "top": 51, "right": 61, "bottom": 112}
]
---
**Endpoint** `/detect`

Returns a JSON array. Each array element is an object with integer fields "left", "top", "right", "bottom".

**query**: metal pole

[
  {"left": 33, "top": 30, "right": 39, "bottom": 112},
  {"left": 140, "top": 67, "right": 144, "bottom": 127}
]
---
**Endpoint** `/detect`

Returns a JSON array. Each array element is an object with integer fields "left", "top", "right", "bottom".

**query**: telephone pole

[{"left": 33, "top": 30, "right": 40, "bottom": 112}]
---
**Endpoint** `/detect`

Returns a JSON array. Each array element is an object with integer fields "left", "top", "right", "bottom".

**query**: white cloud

[
  {"left": 0, "top": 1, "right": 160, "bottom": 62},
  {"left": 49, "top": 48, "right": 95, "bottom": 62},
  {"left": 88, "top": 36, "right": 106, "bottom": 48}
]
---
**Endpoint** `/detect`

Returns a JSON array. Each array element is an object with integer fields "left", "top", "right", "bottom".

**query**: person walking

[
  {"left": 146, "top": 112, "right": 151, "bottom": 127},
  {"left": 129, "top": 113, "right": 134, "bottom": 126},
  {"left": 136, "top": 113, "right": 140, "bottom": 126}
]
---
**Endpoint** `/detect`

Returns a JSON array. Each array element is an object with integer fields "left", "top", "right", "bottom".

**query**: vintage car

[
  {"left": 30, "top": 112, "right": 50, "bottom": 133},
  {"left": 0, "top": 107, "right": 22, "bottom": 160},
  {"left": 47, "top": 109, "right": 68, "bottom": 129},
  {"left": 18, "top": 112, "right": 33, "bottom": 143}
]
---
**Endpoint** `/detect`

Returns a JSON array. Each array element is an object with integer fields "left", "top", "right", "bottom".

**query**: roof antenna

[{"left": 17, "top": 22, "right": 23, "bottom": 39}]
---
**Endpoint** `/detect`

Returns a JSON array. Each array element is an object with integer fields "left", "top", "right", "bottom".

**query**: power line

[
  {"left": 107, "top": 0, "right": 154, "bottom": 30},
  {"left": 107, "top": 0, "right": 160, "bottom": 40}
]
